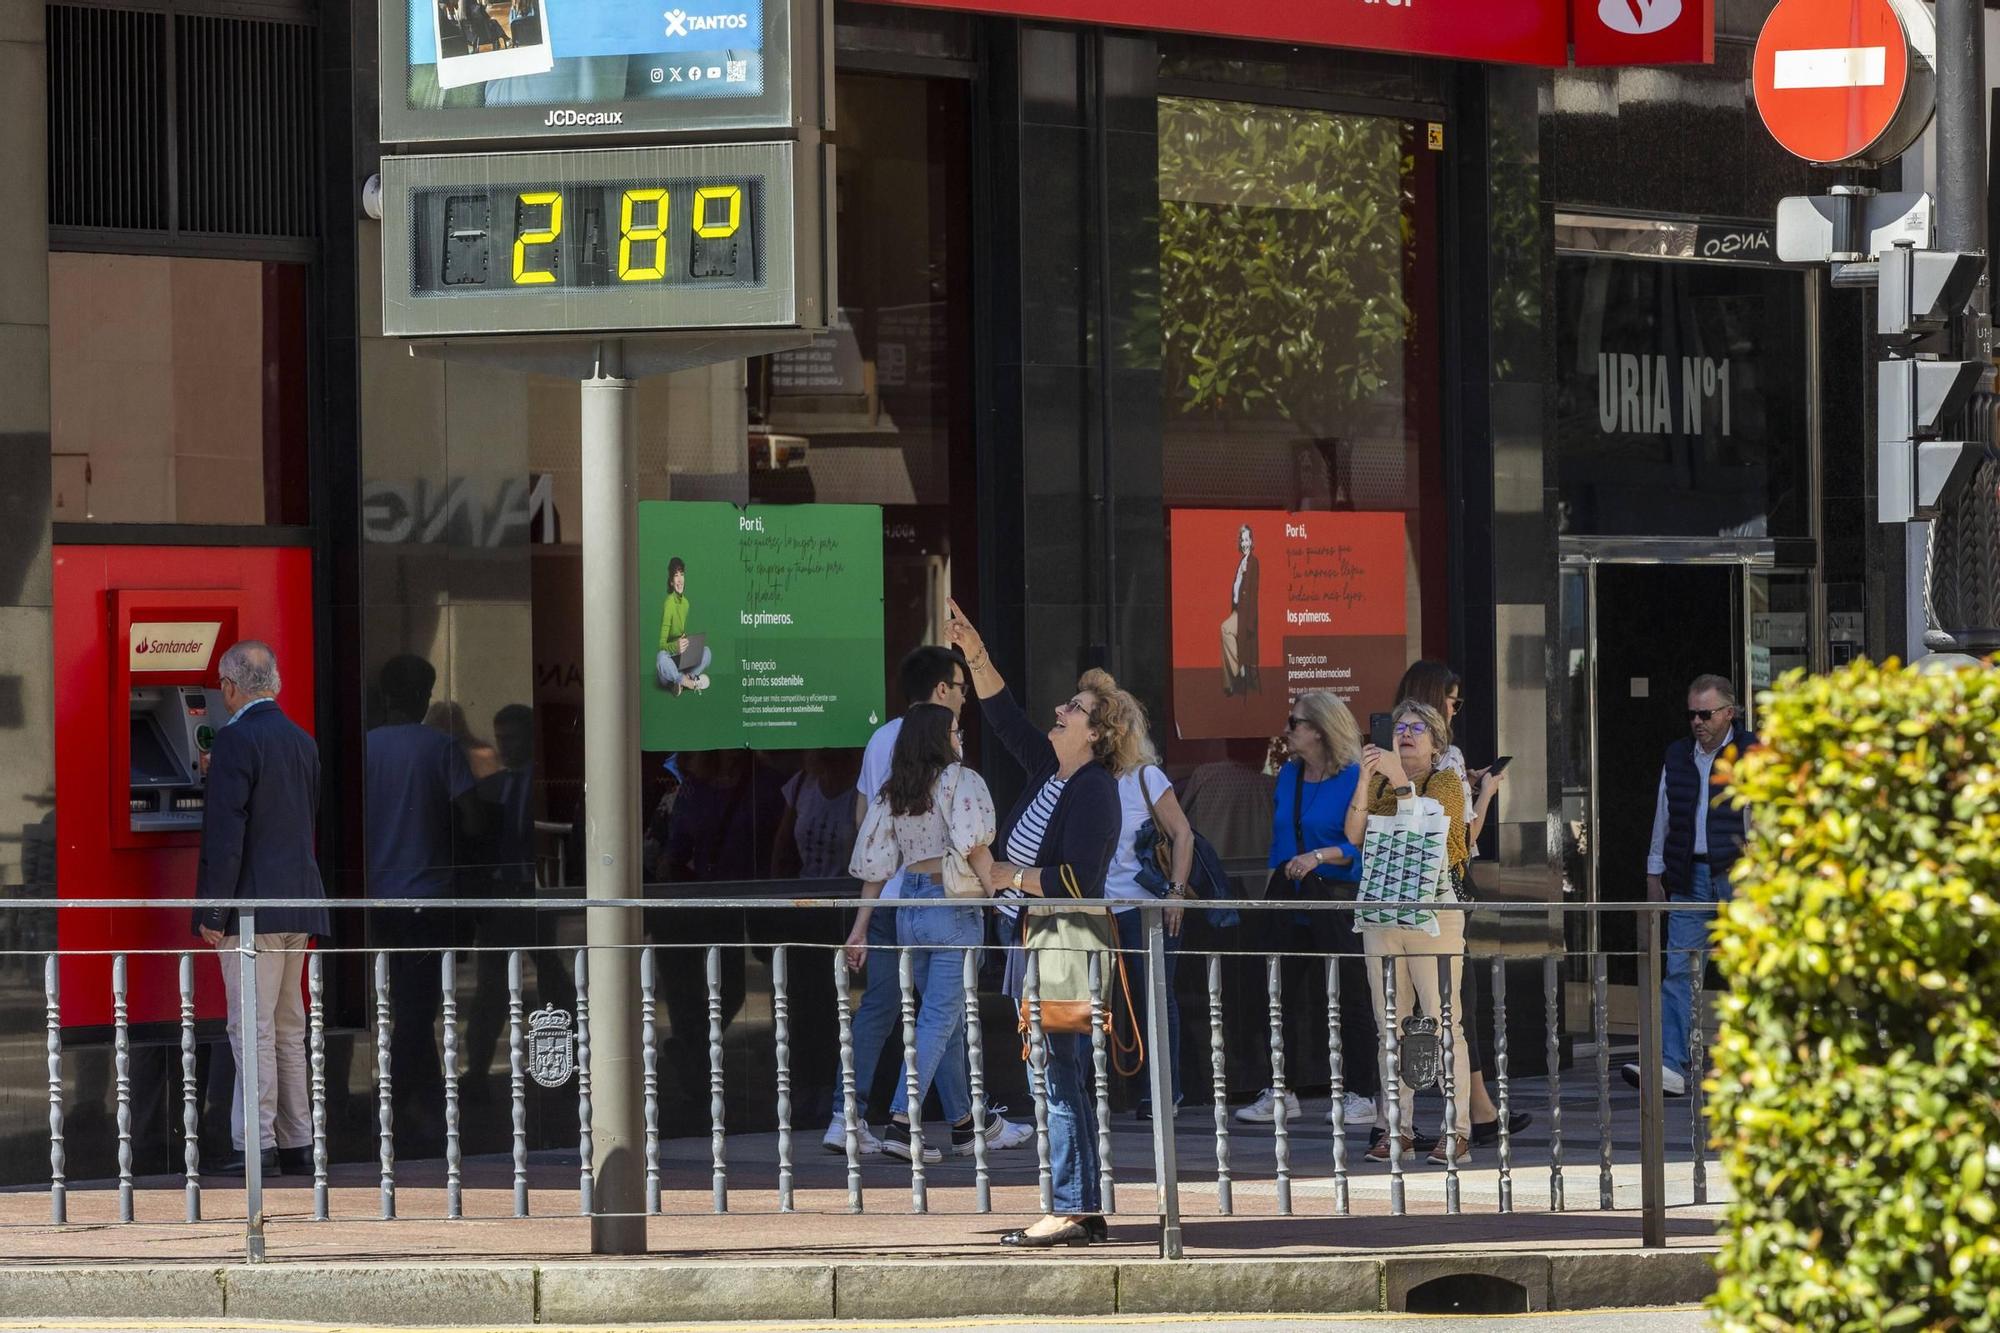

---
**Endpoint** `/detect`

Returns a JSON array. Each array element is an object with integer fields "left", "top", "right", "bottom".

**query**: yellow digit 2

[
  {"left": 618, "top": 188, "right": 669, "bottom": 281},
  {"left": 512, "top": 191, "right": 563, "bottom": 285},
  {"left": 692, "top": 185, "right": 742, "bottom": 239}
]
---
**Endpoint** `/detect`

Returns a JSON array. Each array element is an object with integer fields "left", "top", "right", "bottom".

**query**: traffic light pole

[{"left": 1920, "top": 0, "right": 1995, "bottom": 657}]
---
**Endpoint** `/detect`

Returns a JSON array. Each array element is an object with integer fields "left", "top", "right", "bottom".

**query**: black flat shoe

[
  {"left": 1081, "top": 1215, "right": 1108, "bottom": 1242},
  {"left": 1001, "top": 1220, "right": 1094, "bottom": 1248},
  {"left": 208, "top": 1148, "right": 279, "bottom": 1177},
  {"left": 1472, "top": 1111, "right": 1533, "bottom": 1146}
]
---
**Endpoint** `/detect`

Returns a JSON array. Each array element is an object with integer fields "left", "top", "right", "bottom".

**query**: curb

[{"left": 0, "top": 1250, "right": 1719, "bottom": 1323}]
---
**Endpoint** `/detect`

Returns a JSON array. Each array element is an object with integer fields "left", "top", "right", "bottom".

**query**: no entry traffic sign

[{"left": 1752, "top": 0, "right": 1936, "bottom": 165}]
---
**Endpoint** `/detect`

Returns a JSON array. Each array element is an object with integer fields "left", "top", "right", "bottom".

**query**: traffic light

[{"left": 1877, "top": 243, "right": 1991, "bottom": 523}]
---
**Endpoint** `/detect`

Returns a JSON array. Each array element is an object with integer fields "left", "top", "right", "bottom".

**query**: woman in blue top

[{"left": 1233, "top": 689, "right": 1382, "bottom": 1132}]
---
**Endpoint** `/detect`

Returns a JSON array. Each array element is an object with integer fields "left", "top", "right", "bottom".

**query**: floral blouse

[{"left": 849, "top": 763, "right": 997, "bottom": 882}]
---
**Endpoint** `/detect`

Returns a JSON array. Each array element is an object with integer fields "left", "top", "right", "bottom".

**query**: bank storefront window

[
  {"left": 49, "top": 254, "right": 310, "bottom": 527},
  {"left": 1554, "top": 255, "right": 1810, "bottom": 538},
  {"left": 1157, "top": 95, "right": 1445, "bottom": 777}
]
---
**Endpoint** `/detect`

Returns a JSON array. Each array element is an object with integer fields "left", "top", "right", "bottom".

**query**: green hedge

[{"left": 1712, "top": 659, "right": 2000, "bottom": 1330}]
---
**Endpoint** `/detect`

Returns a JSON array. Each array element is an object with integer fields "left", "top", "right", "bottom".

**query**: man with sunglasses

[{"left": 1625, "top": 674, "right": 1754, "bottom": 1098}]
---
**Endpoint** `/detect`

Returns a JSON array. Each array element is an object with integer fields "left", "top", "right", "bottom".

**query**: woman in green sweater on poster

[{"left": 655, "top": 556, "right": 714, "bottom": 695}]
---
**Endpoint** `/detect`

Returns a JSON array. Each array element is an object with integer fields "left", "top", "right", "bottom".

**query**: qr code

[{"left": 726, "top": 60, "right": 748, "bottom": 83}]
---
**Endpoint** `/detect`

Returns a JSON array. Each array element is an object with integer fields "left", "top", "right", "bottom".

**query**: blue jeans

[
  {"left": 887, "top": 872, "right": 980, "bottom": 1122},
  {"left": 1662, "top": 863, "right": 1726, "bottom": 1077},
  {"left": 1113, "top": 906, "right": 1182, "bottom": 1107},
  {"left": 1044, "top": 1032, "right": 1102, "bottom": 1214},
  {"left": 655, "top": 645, "right": 712, "bottom": 687}
]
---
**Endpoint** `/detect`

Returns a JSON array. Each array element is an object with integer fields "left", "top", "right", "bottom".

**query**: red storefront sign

[{"left": 871, "top": 0, "right": 1714, "bottom": 68}]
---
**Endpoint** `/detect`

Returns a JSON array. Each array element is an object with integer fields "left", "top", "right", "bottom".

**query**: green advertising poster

[{"left": 638, "top": 502, "right": 885, "bottom": 751}]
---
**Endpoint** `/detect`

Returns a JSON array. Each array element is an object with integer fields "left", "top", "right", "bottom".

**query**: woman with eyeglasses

[
  {"left": 1233, "top": 690, "right": 1381, "bottom": 1134},
  {"left": 1390, "top": 661, "right": 1522, "bottom": 1147},
  {"left": 1346, "top": 698, "right": 1475, "bottom": 1166},
  {"left": 947, "top": 600, "right": 1124, "bottom": 1248}
]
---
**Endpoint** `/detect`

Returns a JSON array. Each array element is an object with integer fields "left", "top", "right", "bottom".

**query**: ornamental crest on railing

[{"left": 528, "top": 1005, "right": 577, "bottom": 1088}]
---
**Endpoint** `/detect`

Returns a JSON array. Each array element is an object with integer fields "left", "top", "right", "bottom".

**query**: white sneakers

[
  {"left": 821, "top": 1117, "right": 884, "bottom": 1156},
  {"left": 1620, "top": 1063, "right": 1688, "bottom": 1097},
  {"left": 955, "top": 1110, "right": 1034, "bottom": 1156},
  {"left": 1232, "top": 1087, "right": 1302, "bottom": 1123},
  {"left": 1331, "top": 1091, "right": 1378, "bottom": 1127}
]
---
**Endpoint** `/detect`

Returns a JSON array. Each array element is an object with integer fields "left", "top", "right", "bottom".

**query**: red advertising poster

[{"left": 1169, "top": 509, "right": 1408, "bottom": 741}]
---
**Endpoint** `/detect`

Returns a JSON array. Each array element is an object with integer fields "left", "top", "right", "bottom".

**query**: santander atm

[{"left": 53, "top": 546, "right": 314, "bottom": 1027}]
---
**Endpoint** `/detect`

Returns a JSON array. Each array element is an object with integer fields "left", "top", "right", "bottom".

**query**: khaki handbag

[{"left": 1017, "top": 865, "right": 1143, "bottom": 1074}]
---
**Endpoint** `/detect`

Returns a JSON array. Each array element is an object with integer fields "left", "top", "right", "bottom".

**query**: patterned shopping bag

[{"left": 1355, "top": 795, "right": 1452, "bottom": 935}]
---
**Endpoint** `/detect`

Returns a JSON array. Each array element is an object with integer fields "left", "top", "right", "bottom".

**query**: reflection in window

[
  {"left": 1158, "top": 95, "right": 1445, "bottom": 763},
  {"left": 49, "top": 253, "right": 309, "bottom": 526}
]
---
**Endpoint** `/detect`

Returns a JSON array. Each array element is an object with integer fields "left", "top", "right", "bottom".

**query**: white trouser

[
  {"left": 218, "top": 933, "right": 312, "bottom": 1153},
  {"left": 1364, "top": 911, "right": 1473, "bottom": 1145}
]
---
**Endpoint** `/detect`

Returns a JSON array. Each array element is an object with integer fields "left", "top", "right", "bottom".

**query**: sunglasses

[
  {"left": 1393, "top": 721, "right": 1428, "bottom": 737},
  {"left": 1687, "top": 707, "right": 1730, "bottom": 722},
  {"left": 1057, "top": 698, "right": 1091, "bottom": 716},
  {"left": 1285, "top": 715, "right": 1316, "bottom": 730}
]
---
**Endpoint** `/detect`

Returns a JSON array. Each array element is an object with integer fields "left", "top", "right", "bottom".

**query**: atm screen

[{"left": 129, "top": 714, "right": 188, "bottom": 786}]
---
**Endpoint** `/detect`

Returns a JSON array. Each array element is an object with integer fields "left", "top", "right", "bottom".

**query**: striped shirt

[{"left": 1005, "top": 775, "right": 1067, "bottom": 866}]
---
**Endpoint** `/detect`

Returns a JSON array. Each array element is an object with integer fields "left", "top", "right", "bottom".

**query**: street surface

[{"left": 0, "top": 1313, "right": 1711, "bottom": 1332}]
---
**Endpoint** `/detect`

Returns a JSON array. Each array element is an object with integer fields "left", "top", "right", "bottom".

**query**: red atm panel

[{"left": 54, "top": 546, "right": 315, "bottom": 1027}]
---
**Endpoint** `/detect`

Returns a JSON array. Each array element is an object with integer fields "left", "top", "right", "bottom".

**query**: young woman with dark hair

[{"left": 846, "top": 703, "right": 1017, "bottom": 1163}]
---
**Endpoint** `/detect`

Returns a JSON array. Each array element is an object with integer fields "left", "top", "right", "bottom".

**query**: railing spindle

[
  {"left": 577, "top": 947, "right": 593, "bottom": 1216},
  {"left": 1026, "top": 951, "right": 1053, "bottom": 1215},
  {"left": 1089, "top": 951, "right": 1115, "bottom": 1213},
  {"left": 834, "top": 947, "right": 863, "bottom": 1214},
  {"left": 961, "top": 947, "right": 992, "bottom": 1213},
  {"left": 310, "top": 950, "right": 329, "bottom": 1221},
  {"left": 46, "top": 954, "right": 64, "bottom": 1225},
  {"left": 1438, "top": 953, "right": 1460, "bottom": 1214},
  {"left": 1326, "top": 953, "right": 1349, "bottom": 1216},
  {"left": 706, "top": 944, "right": 727, "bottom": 1214},
  {"left": 1208, "top": 953, "right": 1230, "bottom": 1215},
  {"left": 114, "top": 953, "right": 133, "bottom": 1222},
  {"left": 1545, "top": 952, "right": 1564, "bottom": 1213},
  {"left": 509, "top": 951, "right": 529, "bottom": 1218},
  {"left": 1595, "top": 949, "right": 1613, "bottom": 1210},
  {"left": 774, "top": 945, "right": 794, "bottom": 1213},
  {"left": 442, "top": 950, "right": 462, "bottom": 1219},
  {"left": 1384, "top": 956, "right": 1404, "bottom": 1216},
  {"left": 642, "top": 947, "right": 660, "bottom": 1216},
  {"left": 1267, "top": 954, "right": 1291, "bottom": 1215},
  {"left": 1493, "top": 957, "right": 1512, "bottom": 1214},
  {"left": 1691, "top": 945, "right": 1709, "bottom": 1205},
  {"left": 181, "top": 953, "right": 201, "bottom": 1222},
  {"left": 896, "top": 946, "right": 924, "bottom": 1212},
  {"left": 376, "top": 950, "right": 395, "bottom": 1220}
]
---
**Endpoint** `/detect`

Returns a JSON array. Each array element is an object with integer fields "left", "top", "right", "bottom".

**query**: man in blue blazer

[{"left": 194, "top": 640, "right": 331, "bottom": 1176}]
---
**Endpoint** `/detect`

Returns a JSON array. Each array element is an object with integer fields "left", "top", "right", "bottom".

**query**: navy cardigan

[{"left": 981, "top": 686, "right": 1121, "bottom": 899}]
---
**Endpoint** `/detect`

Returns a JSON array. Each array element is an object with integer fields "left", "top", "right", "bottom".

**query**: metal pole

[
  {"left": 1144, "top": 907, "right": 1182, "bottom": 1259},
  {"left": 1637, "top": 908, "right": 1667, "bottom": 1249},
  {"left": 583, "top": 339, "right": 646, "bottom": 1254},
  {"left": 1925, "top": 0, "right": 1993, "bottom": 654}
]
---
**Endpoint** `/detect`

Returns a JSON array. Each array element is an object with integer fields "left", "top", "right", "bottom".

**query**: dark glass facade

[{"left": 0, "top": 0, "right": 1902, "bottom": 1180}]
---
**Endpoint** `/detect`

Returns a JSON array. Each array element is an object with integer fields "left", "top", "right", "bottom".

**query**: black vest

[{"left": 1659, "top": 725, "right": 1754, "bottom": 895}]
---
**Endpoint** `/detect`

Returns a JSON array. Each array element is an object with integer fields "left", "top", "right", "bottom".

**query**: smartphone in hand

[
  {"left": 1487, "top": 755, "right": 1513, "bottom": 776},
  {"left": 1368, "top": 712, "right": 1393, "bottom": 752}
]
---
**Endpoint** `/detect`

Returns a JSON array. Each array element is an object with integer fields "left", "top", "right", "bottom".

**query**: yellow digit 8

[
  {"left": 618, "top": 188, "right": 669, "bottom": 282},
  {"left": 512, "top": 191, "right": 563, "bottom": 285},
  {"left": 692, "top": 185, "right": 742, "bottom": 239}
]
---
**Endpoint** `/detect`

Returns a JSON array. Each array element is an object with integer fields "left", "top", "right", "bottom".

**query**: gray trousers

[{"left": 218, "top": 933, "right": 312, "bottom": 1153}]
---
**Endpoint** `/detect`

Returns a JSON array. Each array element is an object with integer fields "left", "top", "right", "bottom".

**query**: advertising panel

[
  {"left": 378, "top": 0, "right": 827, "bottom": 144},
  {"left": 639, "top": 501, "right": 884, "bottom": 751},
  {"left": 1169, "top": 508, "right": 1407, "bottom": 741}
]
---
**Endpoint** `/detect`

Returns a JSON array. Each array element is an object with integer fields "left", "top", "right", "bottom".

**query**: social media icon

[{"left": 649, "top": 67, "right": 664, "bottom": 83}]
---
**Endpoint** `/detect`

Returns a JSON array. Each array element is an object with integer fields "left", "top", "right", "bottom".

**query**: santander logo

[
  {"left": 136, "top": 639, "right": 150, "bottom": 654},
  {"left": 1598, "top": 0, "right": 1682, "bottom": 35}
]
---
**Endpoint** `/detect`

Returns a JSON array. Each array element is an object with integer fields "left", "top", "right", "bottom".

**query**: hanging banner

[
  {"left": 638, "top": 501, "right": 885, "bottom": 751},
  {"left": 1169, "top": 508, "right": 1407, "bottom": 742}
]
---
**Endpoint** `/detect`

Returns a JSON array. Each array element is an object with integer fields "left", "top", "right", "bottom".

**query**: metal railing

[{"left": 18, "top": 896, "right": 1718, "bottom": 1262}]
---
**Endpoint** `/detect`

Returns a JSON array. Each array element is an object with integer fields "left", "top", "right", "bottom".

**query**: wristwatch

[
  {"left": 1167, "top": 881, "right": 1191, "bottom": 899},
  {"left": 1010, "top": 868, "right": 1025, "bottom": 892},
  {"left": 1311, "top": 849, "right": 1324, "bottom": 864}
]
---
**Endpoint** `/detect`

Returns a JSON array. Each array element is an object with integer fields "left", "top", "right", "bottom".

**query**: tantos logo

[
  {"left": 664, "top": 7, "right": 750, "bottom": 37},
  {"left": 129, "top": 621, "right": 223, "bottom": 673},
  {"left": 1597, "top": 0, "right": 1682, "bottom": 35}
]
